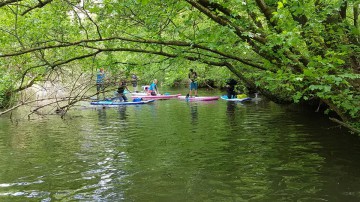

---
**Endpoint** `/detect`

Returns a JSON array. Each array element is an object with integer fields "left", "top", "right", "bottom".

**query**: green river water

[{"left": 0, "top": 90, "right": 360, "bottom": 201}]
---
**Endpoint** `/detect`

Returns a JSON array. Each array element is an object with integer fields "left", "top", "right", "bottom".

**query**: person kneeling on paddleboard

[
  {"left": 148, "top": 79, "right": 159, "bottom": 96},
  {"left": 226, "top": 78, "right": 237, "bottom": 99}
]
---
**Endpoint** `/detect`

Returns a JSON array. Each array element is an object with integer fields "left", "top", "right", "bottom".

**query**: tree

[{"left": 0, "top": 0, "right": 359, "bottom": 131}]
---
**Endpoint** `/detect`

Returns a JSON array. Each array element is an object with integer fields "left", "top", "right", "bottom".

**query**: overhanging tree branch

[
  {"left": 21, "top": 0, "right": 53, "bottom": 15},
  {"left": 64, "top": 0, "right": 103, "bottom": 39},
  {"left": 254, "top": 0, "right": 277, "bottom": 28},
  {"left": 0, "top": 0, "right": 23, "bottom": 7},
  {"left": 185, "top": 0, "right": 283, "bottom": 68},
  {"left": 186, "top": 0, "right": 266, "bottom": 44},
  {"left": 1, "top": 37, "right": 270, "bottom": 71}
]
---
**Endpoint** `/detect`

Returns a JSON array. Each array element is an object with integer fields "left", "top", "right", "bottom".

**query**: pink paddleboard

[
  {"left": 178, "top": 96, "right": 219, "bottom": 101},
  {"left": 133, "top": 94, "right": 181, "bottom": 100}
]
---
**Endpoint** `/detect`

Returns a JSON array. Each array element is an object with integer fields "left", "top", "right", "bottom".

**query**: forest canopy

[{"left": 0, "top": 0, "right": 359, "bottom": 129}]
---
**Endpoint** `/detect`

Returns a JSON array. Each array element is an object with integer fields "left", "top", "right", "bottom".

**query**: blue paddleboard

[
  {"left": 90, "top": 99, "right": 155, "bottom": 106},
  {"left": 220, "top": 95, "right": 251, "bottom": 102}
]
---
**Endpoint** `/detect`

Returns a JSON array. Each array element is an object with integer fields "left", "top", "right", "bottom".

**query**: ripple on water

[{"left": 1, "top": 98, "right": 360, "bottom": 201}]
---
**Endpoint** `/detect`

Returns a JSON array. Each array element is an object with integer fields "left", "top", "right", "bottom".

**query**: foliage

[
  {"left": 0, "top": 0, "right": 359, "bottom": 127},
  {"left": 0, "top": 69, "right": 16, "bottom": 107}
]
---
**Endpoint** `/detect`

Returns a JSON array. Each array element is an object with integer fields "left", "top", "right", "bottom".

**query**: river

[{"left": 1, "top": 90, "right": 360, "bottom": 201}]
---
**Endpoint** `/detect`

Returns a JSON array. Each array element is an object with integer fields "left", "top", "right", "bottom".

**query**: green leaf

[{"left": 278, "top": 2, "right": 284, "bottom": 9}]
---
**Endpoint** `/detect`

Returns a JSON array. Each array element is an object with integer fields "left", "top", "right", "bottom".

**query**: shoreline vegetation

[{"left": 0, "top": 1, "right": 359, "bottom": 134}]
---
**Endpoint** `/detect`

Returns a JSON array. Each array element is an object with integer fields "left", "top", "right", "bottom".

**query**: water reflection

[
  {"left": 1, "top": 96, "right": 360, "bottom": 201},
  {"left": 97, "top": 108, "right": 107, "bottom": 125},
  {"left": 226, "top": 102, "right": 236, "bottom": 119},
  {"left": 189, "top": 103, "right": 198, "bottom": 125},
  {"left": 117, "top": 106, "right": 127, "bottom": 120}
]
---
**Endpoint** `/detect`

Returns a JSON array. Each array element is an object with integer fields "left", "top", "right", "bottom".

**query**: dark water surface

[{"left": 1, "top": 92, "right": 360, "bottom": 201}]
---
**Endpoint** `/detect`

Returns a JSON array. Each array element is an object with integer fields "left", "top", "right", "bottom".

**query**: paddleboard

[
  {"left": 131, "top": 92, "right": 150, "bottom": 96},
  {"left": 90, "top": 99, "right": 155, "bottom": 106},
  {"left": 178, "top": 96, "right": 219, "bottom": 101},
  {"left": 132, "top": 94, "right": 181, "bottom": 100},
  {"left": 220, "top": 95, "right": 251, "bottom": 102}
]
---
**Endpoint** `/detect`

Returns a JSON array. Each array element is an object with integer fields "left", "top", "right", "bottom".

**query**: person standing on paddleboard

[
  {"left": 96, "top": 68, "right": 106, "bottom": 100},
  {"left": 188, "top": 69, "right": 198, "bottom": 97},
  {"left": 131, "top": 73, "right": 138, "bottom": 93},
  {"left": 116, "top": 80, "right": 131, "bottom": 102}
]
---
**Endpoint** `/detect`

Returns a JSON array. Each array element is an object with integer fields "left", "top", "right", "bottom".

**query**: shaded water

[{"left": 1, "top": 92, "right": 360, "bottom": 201}]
